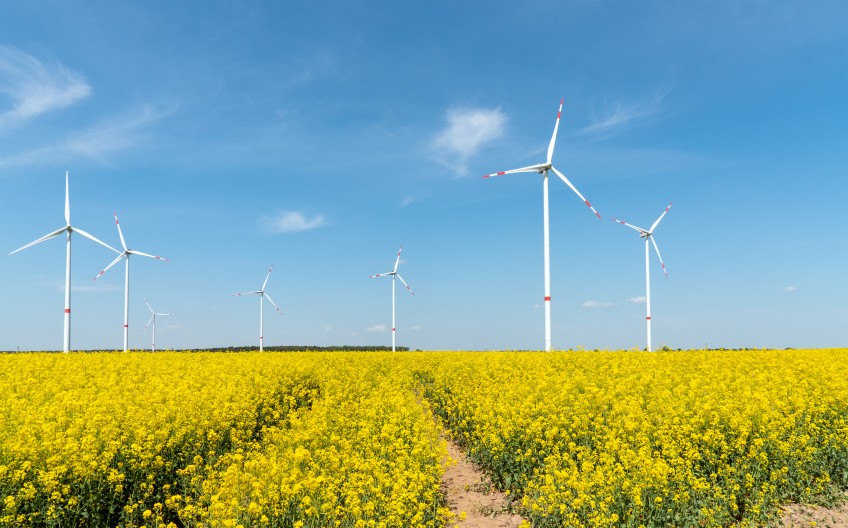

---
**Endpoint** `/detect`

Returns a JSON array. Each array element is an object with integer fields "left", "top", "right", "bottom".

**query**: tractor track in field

[{"left": 441, "top": 437, "right": 527, "bottom": 528}]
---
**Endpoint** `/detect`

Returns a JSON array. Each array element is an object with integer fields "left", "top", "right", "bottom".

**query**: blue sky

[{"left": 0, "top": 1, "right": 845, "bottom": 351}]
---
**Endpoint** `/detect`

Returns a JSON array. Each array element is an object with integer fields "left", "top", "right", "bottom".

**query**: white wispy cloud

[
  {"left": 626, "top": 296, "right": 647, "bottom": 304},
  {"left": 263, "top": 211, "right": 327, "bottom": 234},
  {"left": 580, "top": 90, "right": 668, "bottom": 138},
  {"left": 366, "top": 324, "right": 388, "bottom": 333},
  {"left": 784, "top": 286, "right": 797, "bottom": 292},
  {"left": 0, "top": 104, "right": 173, "bottom": 168},
  {"left": 432, "top": 106, "right": 506, "bottom": 176},
  {"left": 583, "top": 300, "right": 614, "bottom": 308},
  {"left": 409, "top": 325, "right": 421, "bottom": 331},
  {"left": 0, "top": 46, "right": 91, "bottom": 130}
]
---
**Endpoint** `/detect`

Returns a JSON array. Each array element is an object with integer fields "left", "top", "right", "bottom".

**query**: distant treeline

[
  {"left": 2, "top": 345, "right": 410, "bottom": 353},
  {"left": 183, "top": 345, "right": 411, "bottom": 353}
]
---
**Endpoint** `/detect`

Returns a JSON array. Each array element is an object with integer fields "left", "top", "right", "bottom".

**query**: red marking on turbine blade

[
  {"left": 498, "top": 171, "right": 505, "bottom": 175},
  {"left": 64, "top": 308, "right": 70, "bottom": 313},
  {"left": 557, "top": 111, "right": 561, "bottom": 118},
  {"left": 560, "top": 98, "right": 564, "bottom": 104},
  {"left": 595, "top": 212, "right": 602, "bottom": 219},
  {"left": 544, "top": 296, "right": 551, "bottom": 301}
]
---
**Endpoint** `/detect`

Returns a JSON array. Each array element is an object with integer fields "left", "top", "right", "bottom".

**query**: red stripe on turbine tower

[
  {"left": 64, "top": 308, "right": 70, "bottom": 313},
  {"left": 123, "top": 324, "right": 128, "bottom": 328},
  {"left": 646, "top": 316, "right": 651, "bottom": 320},
  {"left": 544, "top": 296, "right": 551, "bottom": 301}
]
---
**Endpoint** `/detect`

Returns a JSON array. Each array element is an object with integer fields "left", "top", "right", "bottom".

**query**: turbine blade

[
  {"left": 72, "top": 227, "right": 120, "bottom": 253},
  {"left": 369, "top": 272, "right": 394, "bottom": 278},
  {"left": 158, "top": 313, "right": 174, "bottom": 317},
  {"left": 144, "top": 314, "right": 154, "bottom": 330},
  {"left": 650, "top": 202, "right": 673, "bottom": 232},
  {"left": 234, "top": 291, "right": 262, "bottom": 296},
  {"left": 550, "top": 166, "right": 601, "bottom": 219},
  {"left": 127, "top": 249, "right": 168, "bottom": 261},
  {"left": 396, "top": 274, "right": 415, "bottom": 296},
  {"left": 114, "top": 213, "right": 128, "bottom": 251},
  {"left": 92, "top": 253, "right": 127, "bottom": 281},
  {"left": 261, "top": 266, "right": 273, "bottom": 291},
  {"left": 9, "top": 227, "right": 67, "bottom": 255},
  {"left": 651, "top": 236, "right": 668, "bottom": 277},
  {"left": 482, "top": 163, "right": 546, "bottom": 179},
  {"left": 394, "top": 247, "right": 402, "bottom": 273},
  {"left": 546, "top": 99, "right": 564, "bottom": 164},
  {"left": 263, "top": 292, "right": 283, "bottom": 315},
  {"left": 65, "top": 171, "right": 70, "bottom": 225},
  {"left": 144, "top": 298, "right": 155, "bottom": 315},
  {"left": 611, "top": 218, "right": 648, "bottom": 235}
]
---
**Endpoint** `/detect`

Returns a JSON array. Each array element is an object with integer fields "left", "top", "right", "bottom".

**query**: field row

[{"left": 1, "top": 349, "right": 846, "bottom": 527}]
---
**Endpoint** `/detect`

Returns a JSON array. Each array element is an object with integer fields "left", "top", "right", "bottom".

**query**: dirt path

[
  {"left": 441, "top": 438, "right": 528, "bottom": 528},
  {"left": 778, "top": 493, "right": 848, "bottom": 527}
]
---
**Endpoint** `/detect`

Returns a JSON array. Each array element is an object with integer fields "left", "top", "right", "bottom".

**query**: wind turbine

[
  {"left": 93, "top": 213, "right": 168, "bottom": 352},
  {"left": 143, "top": 299, "right": 173, "bottom": 352},
  {"left": 9, "top": 171, "right": 119, "bottom": 353},
  {"left": 483, "top": 99, "right": 601, "bottom": 352},
  {"left": 233, "top": 266, "right": 282, "bottom": 351},
  {"left": 612, "top": 203, "right": 672, "bottom": 352},
  {"left": 369, "top": 246, "right": 414, "bottom": 352}
]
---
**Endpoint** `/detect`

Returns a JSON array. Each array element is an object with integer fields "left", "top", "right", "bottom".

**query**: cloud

[
  {"left": 0, "top": 46, "right": 91, "bottom": 130},
  {"left": 583, "top": 300, "right": 614, "bottom": 308},
  {"left": 367, "top": 324, "right": 388, "bottom": 333},
  {"left": 432, "top": 106, "right": 506, "bottom": 176},
  {"left": 263, "top": 211, "right": 327, "bottom": 233},
  {"left": 626, "top": 296, "right": 647, "bottom": 304},
  {"left": 399, "top": 194, "right": 429, "bottom": 208},
  {"left": 324, "top": 325, "right": 332, "bottom": 332},
  {"left": 409, "top": 325, "right": 421, "bottom": 331},
  {"left": 0, "top": 104, "right": 174, "bottom": 168},
  {"left": 580, "top": 90, "right": 668, "bottom": 138},
  {"left": 784, "top": 286, "right": 797, "bottom": 292}
]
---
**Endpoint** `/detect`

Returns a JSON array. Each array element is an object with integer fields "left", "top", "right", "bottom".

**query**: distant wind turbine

[
  {"left": 483, "top": 100, "right": 601, "bottom": 352},
  {"left": 369, "top": 246, "right": 414, "bottom": 352},
  {"left": 233, "top": 266, "right": 283, "bottom": 351},
  {"left": 613, "top": 202, "right": 672, "bottom": 352},
  {"left": 9, "top": 171, "right": 119, "bottom": 353},
  {"left": 143, "top": 298, "right": 173, "bottom": 352},
  {"left": 93, "top": 213, "right": 168, "bottom": 352}
]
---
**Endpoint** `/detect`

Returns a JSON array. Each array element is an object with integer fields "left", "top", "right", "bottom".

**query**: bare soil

[
  {"left": 441, "top": 438, "right": 528, "bottom": 528},
  {"left": 777, "top": 493, "right": 848, "bottom": 527}
]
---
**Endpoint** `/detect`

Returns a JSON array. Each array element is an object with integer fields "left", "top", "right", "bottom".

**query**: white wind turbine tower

[
  {"left": 9, "top": 171, "right": 119, "bottom": 353},
  {"left": 612, "top": 203, "right": 672, "bottom": 352},
  {"left": 483, "top": 99, "right": 601, "bottom": 352},
  {"left": 233, "top": 266, "right": 283, "bottom": 351},
  {"left": 92, "top": 213, "right": 168, "bottom": 352},
  {"left": 369, "top": 246, "right": 414, "bottom": 352},
  {"left": 143, "top": 299, "right": 173, "bottom": 352}
]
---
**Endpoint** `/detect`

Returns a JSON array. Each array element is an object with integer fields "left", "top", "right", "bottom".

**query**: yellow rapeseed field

[{"left": 0, "top": 349, "right": 846, "bottom": 527}]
